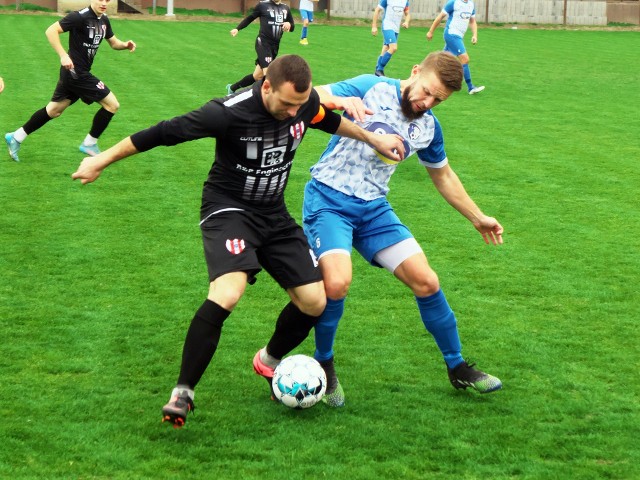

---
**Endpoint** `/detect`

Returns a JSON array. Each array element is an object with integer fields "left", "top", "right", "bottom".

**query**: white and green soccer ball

[{"left": 272, "top": 354, "right": 327, "bottom": 409}]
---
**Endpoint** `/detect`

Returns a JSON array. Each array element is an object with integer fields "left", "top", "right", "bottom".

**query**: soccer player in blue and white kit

[
  {"left": 303, "top": 51, "right": 502, "bottom": 406},
  {"left": 427, "top": 0, "right": 485, "bottom": 95},
  {"left": 298, "top": 0, "right": 318, "bottom": 45},
  {"left": 371, "top": 0, "right": 410, "bottom": 77}
]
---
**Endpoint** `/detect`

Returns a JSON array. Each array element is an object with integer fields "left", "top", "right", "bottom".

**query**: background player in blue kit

[
  {"left": 426, "top": 0, "right": 484, "bottom": 95},
  {"left": 298, "top": 0, "right": 318, "bottom": 45},
  {"left": 255, "top": 51, "right": 503, "bottom": 407},
  {"left": 4, "top": 0, "right": 136, "bottom": 162},
  {"left": 371, "top": 0, "right": 410, "bottom": 77}
]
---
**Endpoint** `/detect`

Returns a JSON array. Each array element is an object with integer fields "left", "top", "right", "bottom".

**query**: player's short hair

[
  {"left": 266, "top": 55, "right": 312, "bottom": 93},
  {"left": 420, "top": 51, "right": 463, "bottom": 92}
]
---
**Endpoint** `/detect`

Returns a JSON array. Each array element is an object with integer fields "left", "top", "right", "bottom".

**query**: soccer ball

[
  {"left": 272, "top": 354, "right": 327, "bottom": 409},
  {"left": 366, "top": 121, "right": 411, "bottom": 165}
]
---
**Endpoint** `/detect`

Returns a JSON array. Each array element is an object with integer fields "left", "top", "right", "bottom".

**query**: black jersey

[
  {"left": 236, "top": 0, "right": 294, "bottom": 45},
  {"left": 58, "top": 7, "right": 114, "bottom": 73},
  {"left": 130, "top": 81, "right": 341, "bottom": 213}
]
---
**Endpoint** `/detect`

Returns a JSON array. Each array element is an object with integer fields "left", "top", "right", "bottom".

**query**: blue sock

[
  {"left": 301, "top": 26, "right": 307, "bottom": 39},
  {"left": 462, "top": 64, "right": 473, "bottom": 90},
  {"left": 313, "top": 298, "right": 345, "bottom": 362},
  {"left": 415, "top": 290, "right": 464, "bottom": 369},
  {"left": 379, "top": 51, "right": 393, "bottom": 71}
]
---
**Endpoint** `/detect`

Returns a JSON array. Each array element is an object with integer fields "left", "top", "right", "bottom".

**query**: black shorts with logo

[
  {"left": 200, "top": 207, "right": 321, "bottom": 289},
  {"left": 51, "top": 67, "right": 111, "bottom": 105},
  {"left": 254, "top": 37, "right": 280, "bottom": 69}
]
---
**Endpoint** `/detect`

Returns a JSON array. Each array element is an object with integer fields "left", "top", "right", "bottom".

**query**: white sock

[
  {"left": 260, "top": 347, "right": 281, "bottom": 368},
  {"left": 83, "top": 134, "right": 98, "bottom": 146},
  {"left": 171, "top": 385, "right": 194, "bottom": 401},
  {"left": 13, "top": 128, "right": 27, "bottom": 143}
]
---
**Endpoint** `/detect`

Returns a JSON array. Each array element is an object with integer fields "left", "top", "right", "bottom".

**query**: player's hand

[
  {"left": 426, "top": 31, "right": 433, "bottom": 41},
  {"left": 71, "top": 156, "right": 107, "bottom": 184},
  {"left": 371, "top": 26, "right": 378, "bottom": 36},
  {"left": 60, "top": 54, "right": 74, "bottom": 70},
  {"left": 332, "top": 96, "right": 372, "bottom": 123},
  {"left": 372, "top": 134, "right": 405, "bottom": 162},
  {"left": 230, "top": 28, "right": 239, "bottom": 37},
  {"left": 474, "top": 216, "right": 504, "bottom": 245},
  {"left": 126, "top": 40, "right": 136, "bottom": 52},
  {"left": 402, "top": 21, "right": 409, "bottom": 29},
  {"left": 471, "top": 35, "right": 478, "bottom": 45},
  {"left": 282, "top": 22, "right": 292, "bottom": 32}
]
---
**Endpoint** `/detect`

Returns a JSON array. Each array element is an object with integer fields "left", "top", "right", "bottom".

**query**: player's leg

[
  {"left": 78, "top": 92, "right": 120, "bottom": 156},
  {"left": 300, "top": 10, "right": 310, "bottom": 44},
  {"left": 228, "top": 41, "right": 272, "bottom": 92},
  {"left": 388, "top": 249, "right": 501, "bottom": 393},
  {"left": 5, "top": 98, "right": 71, "bottom": 162},
  {"left": 375, "top": 30, "right": 398, "bottom": 76},
  {"left": 459, "top": 51, "right": 484, "bottom": 95}
]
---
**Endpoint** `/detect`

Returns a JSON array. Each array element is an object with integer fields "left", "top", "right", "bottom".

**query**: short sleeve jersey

[
  {"left": 299, "top": 0, "right": 314, "bottom": 11},
  {"left": 310, "top": 75, "right": 447, "bottom": 201},
  {"left": 58, "top": 7, "right": 114, "bottom": 73},
  {"left": 378, "top": 0, "right": 409, "bottom": 33},
  {"left": 238, "top": 0, "right": 294, "bottom": 45},
  {"left": 443, "top": 0, "right": 475, "bottom": 38},
  {"left": 131, "top": 82, "right": 330, "bottom": 214}
]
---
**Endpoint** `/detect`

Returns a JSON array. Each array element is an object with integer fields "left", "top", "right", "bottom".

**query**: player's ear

[{"left": 411, "top": 64, "right": 421, "bottom": 76}]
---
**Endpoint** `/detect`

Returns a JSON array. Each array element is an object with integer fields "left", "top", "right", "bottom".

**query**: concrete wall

[
  {"left": 56, "top": 0, "right": 117, "bottom": 14},
  {"left": 607, "top": 1, "right": 640, "bottom": 23}
]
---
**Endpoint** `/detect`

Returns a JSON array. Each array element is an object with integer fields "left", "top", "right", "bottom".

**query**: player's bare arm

[
  {"left": 427, "top": 164, "right": 503, "bottom": 245},
  {"left": 45, "top": 22, "right": 73, "bottom": 70},
  {"left": 107, "top": 36, "right": 136, "bottom": 51},
  {"left": 72, "top": 137, "right": 139, "bottom": 184},
  {"left": 371, "top": 6, "right": 382, "bottom": 35},
  {"left": 314, "top": 86, "right": 372, "bottom": 123},
  {"left": 470, "top": 17, "right": 478, "bottom": 44},
  {"left": 426, "top": 12, "right": 446, "bottom": 40},
  {"left": 336, "top": 117, "right": 405, "bottom": 161}
]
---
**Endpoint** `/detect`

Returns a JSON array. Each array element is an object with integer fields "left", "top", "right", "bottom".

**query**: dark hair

[
  {"left": 265, "top": 55, "right": 312, "bottom": 92},
  {"left": 421, "top": 51, "right": 463, "bottom": 92}
]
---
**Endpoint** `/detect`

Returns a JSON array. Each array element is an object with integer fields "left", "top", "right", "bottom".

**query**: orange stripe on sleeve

[{"left": 311, "top": 105, "right": 326, "bottom": 125}]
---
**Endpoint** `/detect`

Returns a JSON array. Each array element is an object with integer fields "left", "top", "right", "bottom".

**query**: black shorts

[
  {"left": 200, "top": 208, "right": 321, "bottom": 289},
  {"left": 51, "top": 67, "right": 111, "bottom": 105},
  {"left": 254, "top": 37, "right": 280, "bottom": 69}
]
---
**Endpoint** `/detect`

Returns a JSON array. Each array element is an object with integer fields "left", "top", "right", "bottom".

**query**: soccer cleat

[
  {"left": 226, "top": 84, "right": 233, "bottom": 95},
  {"left": 253, "top": 349, "right": 276, "bottom": 399},
  {"left": 299, "top": 38, "right": 308, "bottom": 45},
  {"left": 162, "top": 390, "right": 195, "bottom": 428},
  {"left": 374, "top": 70, "right": 385, "bottom": 77},
  {"left": 319, "top": 357, "right": 345, "bottom": 407},
  {"left": 5, "top": 132, "right": 21, "bottom": 162},
  {"left": 79, "top": 143, "right": 101, "bottom": 156},
  {"left": 468, "top": 85, "right": 485, "bottom": 95},
  {"left": 447, "top": 360, "right": 502, "bottom": 393}
]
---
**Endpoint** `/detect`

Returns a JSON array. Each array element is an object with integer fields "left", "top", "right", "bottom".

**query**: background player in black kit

[
  {"left": 4, "top": 0, "right": 136, "bottom": 163},
  {"left": 72, "top": 55, "right": 405, "bottom": 428},
  {"left": 226, "top": 0, "right": 294, "bottom": 94}
]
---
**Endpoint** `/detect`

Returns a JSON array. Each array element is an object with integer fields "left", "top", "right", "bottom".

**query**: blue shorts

[
  {"left": 382, "top": 29, "right": 399, "bottom": 46},
  {"left": 301, "top": 10, "right": 314, "bottom": 22},
  {"left": 302, "top": 179, "right": 413, "bottom": 266},
  {"left": 443, "top": 32, "right": 466, "bottom": 56}
]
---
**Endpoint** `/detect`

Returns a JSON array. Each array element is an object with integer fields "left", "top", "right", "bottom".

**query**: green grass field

[{"left": 1, "top": 13, "right": 639, "bottom": 479}]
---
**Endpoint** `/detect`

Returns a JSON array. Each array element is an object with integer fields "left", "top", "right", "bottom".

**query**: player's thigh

[
  {"left": 257, "top": 216, "right": 322, "bottom": 290},
  {"left": 98, "top": 92, "right": 120, "bottom": 113},
  {"left": 200, "top": 211, "right": 262, "bottom": 285},
  {"left": 318, "top": 252, "right": 353, "bottom": 300},
  {"left": 287, "top": 280, "right": 326, "bottom": 316},
  {"left": 207, "top": 271, "right": 249, "bottom": 310}
]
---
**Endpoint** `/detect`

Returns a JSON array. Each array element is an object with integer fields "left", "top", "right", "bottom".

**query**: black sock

[
  {"left": 22, "top": 107, "right": 53, "bottom": 135},
  {"left": 231, "top": 74, "right": 256, "bottom": 92},
  {"left": 266, "top": 302, "right": 319, "bottom": 359},
  {"left": 89, "top": 108, "right": 115, "bottom": 138},
  {"left": 177, "top": 300, "right": 231, "bottom": 388}
]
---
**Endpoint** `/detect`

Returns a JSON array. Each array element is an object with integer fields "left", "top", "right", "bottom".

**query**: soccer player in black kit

[
  {"left": 4, "top": 0, "right": 136, "bottom": 163},
  {"left": 226, "top": 0, "right": 295, "bottom": 94},
  {"left": 72, "top": 55, "right": 405, "bottom": 428}
]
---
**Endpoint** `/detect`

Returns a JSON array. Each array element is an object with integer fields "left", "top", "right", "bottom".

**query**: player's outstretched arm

[
  {"left": 107, "top": 36, "right": 136, "bottom": 51},
  {"left": 427, "top": 164, "right": 503, "bottom": 245},
  {"left": 426, "top": 12, "right": 447, "bottom": 40},
  {"left": 314, "top": 86, "right": 372, "bottom": 123},
  {"left": 336, "top": 117, "right": 405, "bottom": 161},
  {"left": 72, "top": 137, "right": 139, "bottom": 184}
]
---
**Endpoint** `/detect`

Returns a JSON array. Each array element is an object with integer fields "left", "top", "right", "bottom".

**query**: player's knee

[
  {"left": 297, "top": 295, "right": 326, "bottom": 317},
  {"left": 324, "top": 278, "right": 350, "bottom": 301},
  {"left": 388, "top": 44, "right": 398, "bottom": 54},
  {"left": 410, "top": 270, "right": 440, "bottom": 297}
]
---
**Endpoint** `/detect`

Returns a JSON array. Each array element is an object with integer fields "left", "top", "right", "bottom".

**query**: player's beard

[{"left": 401, "top": 88, "right": 426, "bottom": 120}]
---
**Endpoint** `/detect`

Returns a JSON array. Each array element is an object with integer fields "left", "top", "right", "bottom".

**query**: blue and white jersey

[
  {"left": 311, "top": 75, "right": 447, "bottom": 201},
  {"left": 379, "top": 0, "right": 409, "bottom": 33},
  {"left": 299, "top": 0, "right": 314, "bottom": 11},
  {"left": 443, "top": 0, "right": 475, "bottom": 38}
]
